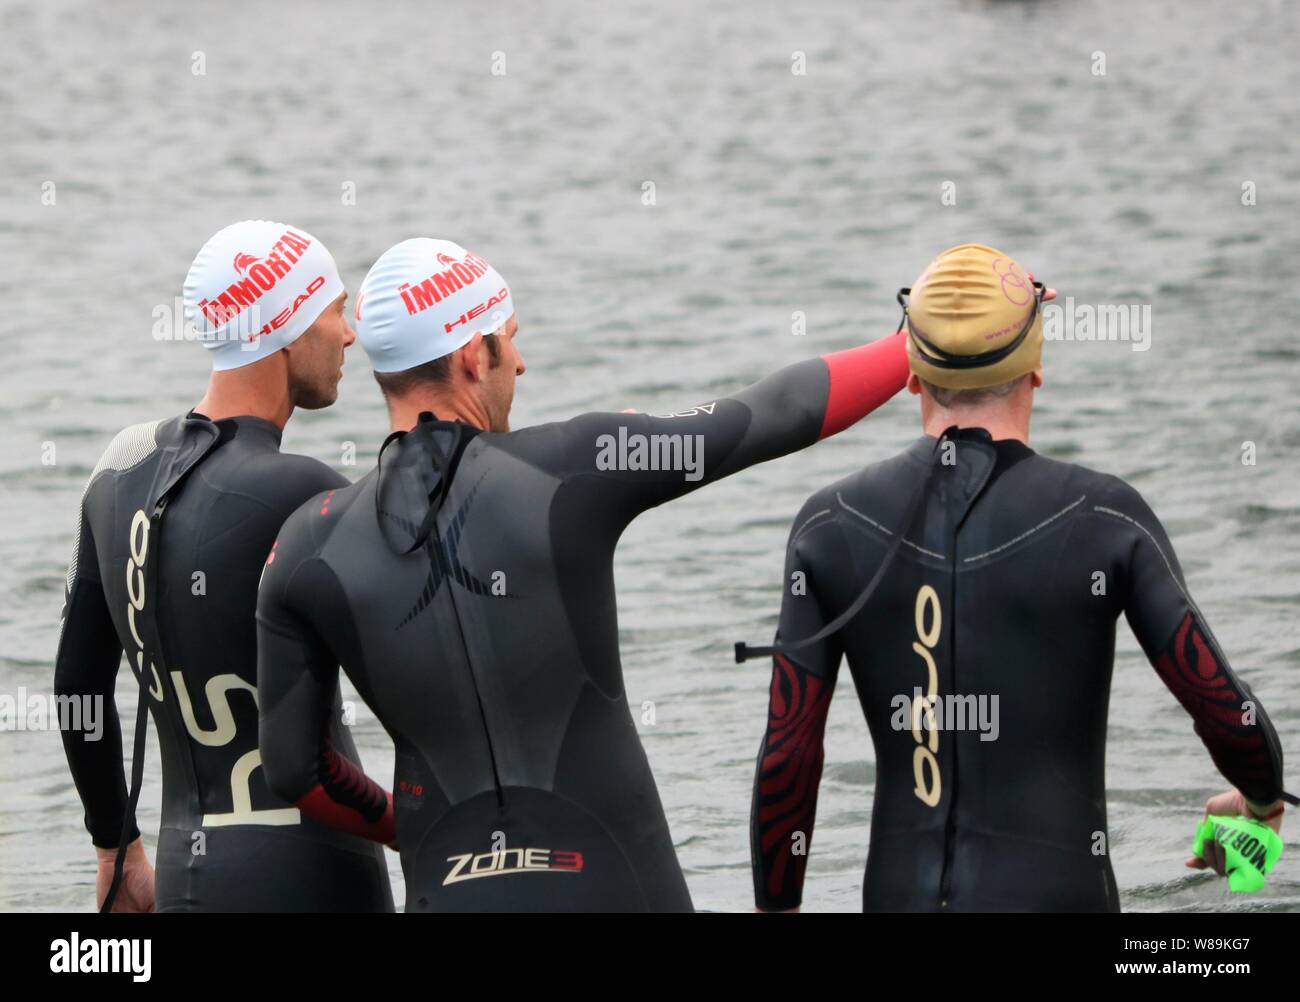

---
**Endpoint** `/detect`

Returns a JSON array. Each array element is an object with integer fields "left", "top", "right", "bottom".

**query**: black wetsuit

[
  {"left": 256, "top": 334, "right": 909, "bottom": 912},
  {"left": 54, "top": 412, "right": 393, "bottom": 912},
  {"left": 751, "top": 427, "right": 1285, "bottom": 912}
]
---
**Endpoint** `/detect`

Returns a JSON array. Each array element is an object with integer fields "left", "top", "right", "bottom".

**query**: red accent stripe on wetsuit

[
  {"left": 755, "top": 654, "right": 832, "bottom": 907},
  {"left": 294, "top": 738, "right": 396, "bottom": 844},
  {"left": 818, "top": 329, "right": 909, "bottom": 440},
  {"left": 1153, "top": 612, "right": 1276, "bottom": 802}
]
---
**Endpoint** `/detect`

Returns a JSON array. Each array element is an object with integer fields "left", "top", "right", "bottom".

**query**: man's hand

[
  {"left": 1185, "top": 788, "right": 1284, "bottom": 875},
  {"left": 95, "top": 837, "right": 156, "bottom": 913}
]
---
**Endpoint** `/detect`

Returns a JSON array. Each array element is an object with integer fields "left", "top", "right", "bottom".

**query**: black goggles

[{"left": 897, "top": 281, "right": 1045, "bottom": 370}]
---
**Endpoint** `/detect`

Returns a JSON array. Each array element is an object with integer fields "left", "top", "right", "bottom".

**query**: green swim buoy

[{"left": 1191, "top": 815, "right": 1284, "bottom": 893}]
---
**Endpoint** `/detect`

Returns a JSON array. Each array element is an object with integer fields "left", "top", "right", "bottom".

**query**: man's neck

[
  {"left": 194, "top": 367, "right": 293, "bottom": 429},
  {"left": 387, "top": 389, "right": 490, "bottom": 434}
]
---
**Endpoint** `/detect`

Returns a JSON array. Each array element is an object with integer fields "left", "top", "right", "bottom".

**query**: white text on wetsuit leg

[{"left": 170, "top": 673, "right": 299, "bottom": 827}]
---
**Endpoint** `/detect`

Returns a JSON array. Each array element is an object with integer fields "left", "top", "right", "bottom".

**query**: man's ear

[
  {"left": 456, "top": 333, "right": 485, "bottom": 383},
  {"left": 1030, "top": 368, "right": 1043, "bottom": 389},
  {"left": 906, "top": 372, "right": 923, "bottom": 396}
]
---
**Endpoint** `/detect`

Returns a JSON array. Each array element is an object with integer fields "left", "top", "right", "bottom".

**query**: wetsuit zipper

[
  {"left": 938, "top": 477, "right": 960, "bottom": 910},
  {"left": 441, "top": 565, "right": 506, "bottom": 808},
  {"left": 420, "top": 429, "right": 506, "bottom": 809}
]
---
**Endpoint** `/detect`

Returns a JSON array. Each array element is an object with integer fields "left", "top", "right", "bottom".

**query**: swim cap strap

[{"left": 899, "top": 282, "right": 1044, "bottom": 371}]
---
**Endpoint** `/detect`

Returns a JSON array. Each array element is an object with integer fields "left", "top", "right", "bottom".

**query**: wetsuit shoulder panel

[{"left": 209, "top": 448, "right": 347, "bottom": 521}]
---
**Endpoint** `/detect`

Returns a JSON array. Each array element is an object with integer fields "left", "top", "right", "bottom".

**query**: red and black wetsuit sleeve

[
  {"left": 256, "top": 519, "right": 395, "bottom": 845},
  {"left": 1103, "top": 479, "right": 1284, "bottom": 805},
  {"left": 523, "top": 329, "right": 909, "bottom": 518},
  {"left": 634, "top": 329, "right": 907, "bottom": 507},
  {"left": 53, "top": 503, "right": 135, "bottom": 849},
  {"left": 750, "top": 501, "right": 846, "bottom": 911}
]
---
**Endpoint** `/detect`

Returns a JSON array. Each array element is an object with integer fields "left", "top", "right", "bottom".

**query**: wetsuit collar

[
  {"left": 187, "top": 410, "right": 284, "bottom": 447},
  {"left": 908, "top": 427, "right": 1035, "bottom": 507},
  {"left": 375, "top": 413, "right": 482, "bottom": 555},
  {"left": 921, "top": 426, "right": 1016, "bottom": 446},
  {"left": 914, "top": 427, "right": 1035, "bottom": 465}
]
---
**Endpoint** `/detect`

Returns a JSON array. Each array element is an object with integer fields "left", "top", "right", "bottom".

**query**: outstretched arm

[{"left": 537, "top": 330, "right": 908, "bottom": 519}]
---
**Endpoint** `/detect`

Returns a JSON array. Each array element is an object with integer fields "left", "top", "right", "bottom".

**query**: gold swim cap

[{"left": 901, "top": 243, "right": 1044, "bottom": 390}]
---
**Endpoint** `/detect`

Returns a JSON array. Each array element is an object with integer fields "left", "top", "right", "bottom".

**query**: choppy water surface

[{"left": 1, "top": 0, "right": 1297, "bottom": 911}]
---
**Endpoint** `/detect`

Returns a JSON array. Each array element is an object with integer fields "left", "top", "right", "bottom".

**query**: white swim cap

[
  {"left": 184, "top": 220, "right": 344, "bottom": 371},
  {"left": 355, "top": 238, "right": 513, "bottom": 373}
]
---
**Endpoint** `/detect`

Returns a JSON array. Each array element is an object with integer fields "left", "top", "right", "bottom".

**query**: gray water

[{"left": 1, "top": 0, "right": 1297, "bottom": 912}]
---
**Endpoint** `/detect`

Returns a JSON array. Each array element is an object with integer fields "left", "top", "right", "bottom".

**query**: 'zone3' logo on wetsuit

[{"left": 443, "top": 847, "right": 584, "bottom": 885}]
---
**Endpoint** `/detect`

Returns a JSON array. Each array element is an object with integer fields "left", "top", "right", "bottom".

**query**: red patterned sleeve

[
  {"left": 751, "top": 502, "right": 845, "bottom": 910},
  {"left": 751, "top": 655, "right": 834, "bottom": 910},
  {"left": 1107, "top": 480, "right": 1284, "bottom": 805}
]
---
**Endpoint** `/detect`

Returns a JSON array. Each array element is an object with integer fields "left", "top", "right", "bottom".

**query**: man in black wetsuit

[
  {"left": 55, "top": 220, "right": 393, "bottom": 912},
  {"left": 746, "top": 243, "right": 1286, "bottom": 912},
  {"left": 255, "top": 236, "right": 910, "bottom": 911}
]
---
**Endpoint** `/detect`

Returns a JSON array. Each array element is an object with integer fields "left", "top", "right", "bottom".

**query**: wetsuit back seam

[
  {"left": 1088, "top": 503, "right": 1216, "bottom": 638},
  {"left": 835, "top": 491, "right": 946, "bottom": 560},
  {"left": 961, "top": 495, "right": 1088, "bottom": 564}
]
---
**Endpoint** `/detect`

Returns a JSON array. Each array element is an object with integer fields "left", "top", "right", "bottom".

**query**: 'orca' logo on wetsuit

[
  {"left": 443, "top": 847, "right": 585, "bottom": 885},
  {"left": 911, "top": 584, "right": 942, "bottom": 807},
  {"left": 125, "top": 509, "right": 164, "bottom": 701}
]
